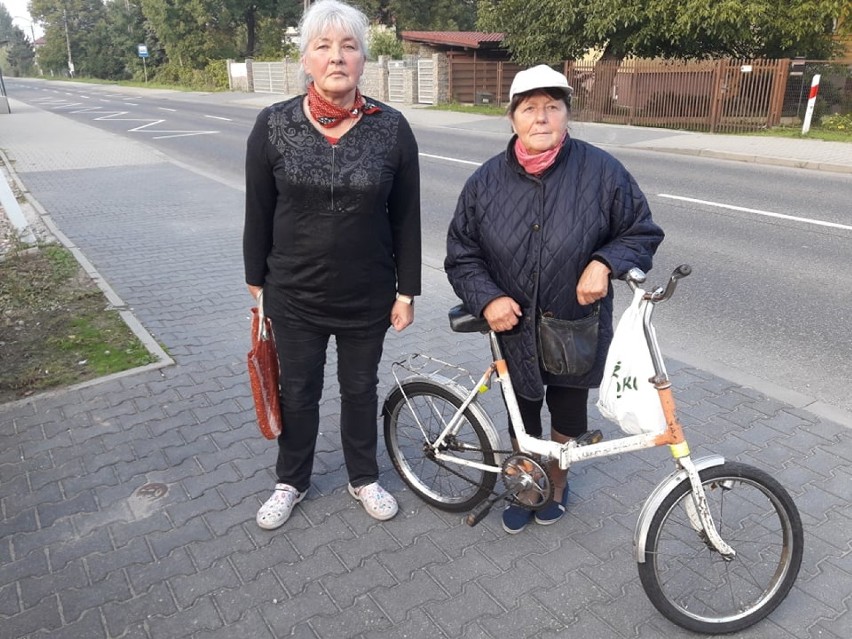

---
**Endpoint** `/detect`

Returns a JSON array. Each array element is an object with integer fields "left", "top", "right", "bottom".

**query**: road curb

[
  {"left": 0, "top": 153, "right": 175, "bottom": 406},
  {"left": 632, "top": 146, "right": 852, "bottom": 174}
]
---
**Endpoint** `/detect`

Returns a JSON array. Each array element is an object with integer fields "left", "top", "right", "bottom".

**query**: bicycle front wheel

[
  {"left": 384, "top": 380, "right": 498, "bottom": 512},
  {"left": 638, "top": 462, "right": 803, "bottom": 634}
]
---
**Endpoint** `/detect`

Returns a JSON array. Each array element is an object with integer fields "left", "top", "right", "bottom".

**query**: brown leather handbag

[{"left": 247, "top": 291, "right": 282, "bottom": 439}]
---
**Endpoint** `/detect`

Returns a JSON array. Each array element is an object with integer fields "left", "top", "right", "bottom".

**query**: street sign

[{"left": 137, "top": 44, "right": 149, "bottom": 58}]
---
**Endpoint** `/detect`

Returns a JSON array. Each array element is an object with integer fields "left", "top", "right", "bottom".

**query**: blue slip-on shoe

[
  {"left": 534, "top": 485, "right": 569, "bottom": 525},
  {"left": 502, "top": 503, "right": 535, "bottom": 534}
]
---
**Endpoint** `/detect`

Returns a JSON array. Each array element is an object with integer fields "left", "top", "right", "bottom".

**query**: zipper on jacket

[{"left": 330, "top": 144, "right": 336, "bottom": 212}]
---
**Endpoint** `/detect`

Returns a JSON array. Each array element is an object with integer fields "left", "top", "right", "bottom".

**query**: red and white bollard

[{"left": 801, "top": 74, "right": 821, "bottom": 134}]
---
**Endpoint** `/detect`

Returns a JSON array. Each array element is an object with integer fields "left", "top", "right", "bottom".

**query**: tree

[
  {"left": 101, "top": 0, "right": 155, "bottom": 80},
  {"left": 477, "top": 0, "right": 846, "bottom": 63},
  {"left": 0, "top": 6, "right": 36, "bottom": 77},
  {"left": 30, "top": 0, "right": 110, "bottom": 76},
  {"left": 389, "top": 0, "right": 477, "bottom": 31},
  {"left": 220, "top": 1, "right": 288, "bottom": 58},
  {"left": 369, "top": 27, "right": 404, "bottom": 59},
  {"left": 140, "top": 0, "right": 237, "bottom": 68}
]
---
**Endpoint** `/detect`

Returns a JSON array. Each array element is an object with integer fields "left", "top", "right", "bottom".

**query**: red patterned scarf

[
  {"left": 307, "top": 82, "right": 381, "bottom": 128},
  {"left": 514, "top": 131, "right": 568, "bottom": 175}
]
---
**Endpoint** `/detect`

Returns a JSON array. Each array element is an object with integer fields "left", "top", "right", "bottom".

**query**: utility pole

[
  {"left": 63, "top": 7, "right": 74, "bottom": 77},
  {"left": 13, "top": 17, "right": 37, "bottom": 43}
]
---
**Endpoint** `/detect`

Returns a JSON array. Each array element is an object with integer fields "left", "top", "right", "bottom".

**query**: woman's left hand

[
  {"left": 391, "top": 300, "right": 414, "bottom": 332},
  {"left": 576, "top": 260, "right": 611, "bottom": 305}
]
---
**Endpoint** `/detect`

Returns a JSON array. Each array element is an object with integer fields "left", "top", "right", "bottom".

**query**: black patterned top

[{"left": 243, "top": 95, "right": 421, "bottom": 330}]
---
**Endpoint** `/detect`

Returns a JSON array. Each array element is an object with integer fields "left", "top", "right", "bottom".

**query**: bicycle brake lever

[{"left": 626, "top": 267, "right": 647, "bottom": 284}]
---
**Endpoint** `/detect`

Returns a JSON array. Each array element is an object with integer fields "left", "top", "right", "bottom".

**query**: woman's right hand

[
  {"left": 483, "top": 296, "right": 522, "bottom": 332},
  {"left": 247, "top": 285, "right": 263, "bottom": 300}
]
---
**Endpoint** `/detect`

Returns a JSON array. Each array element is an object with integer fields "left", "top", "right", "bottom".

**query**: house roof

[{"left": 401, "top": 31, "right": 505, "bottom": 49}]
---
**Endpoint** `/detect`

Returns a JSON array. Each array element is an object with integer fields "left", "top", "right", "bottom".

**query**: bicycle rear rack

[{"left": 390, "top": 353, "right": 481, "bottom": 391}]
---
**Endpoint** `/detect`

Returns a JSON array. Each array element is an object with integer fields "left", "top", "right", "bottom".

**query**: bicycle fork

[
  {"left": 639, "top": 277, "right": 736, "bottom": 560},
  {"left": 678, "top": 455, "right": 736, "bottom": 559}
]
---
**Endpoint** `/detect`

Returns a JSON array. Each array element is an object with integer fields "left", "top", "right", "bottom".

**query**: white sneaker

[
  {"left": 348, "top": 482, "right": 398, "bottom": 521},
  {"left": 256, "top": 484, "right": 306, "bottom": 530}
]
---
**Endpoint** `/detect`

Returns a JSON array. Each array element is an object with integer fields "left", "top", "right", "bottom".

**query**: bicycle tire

[
  {"left": 638, "top": 461, "right": 803, "bottom": 634},
  {"left": 384, "top": 380, "right": 497, "bottom": 512}
]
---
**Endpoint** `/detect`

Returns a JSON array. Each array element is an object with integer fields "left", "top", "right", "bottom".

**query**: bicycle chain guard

[{"left": 501, "top": 454, "right": 553, "bottom": 510}]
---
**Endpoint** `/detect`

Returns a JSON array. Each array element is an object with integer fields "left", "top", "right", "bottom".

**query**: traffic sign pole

[{"left": 137, "top": 44, "right": 149, "bottom": 84}]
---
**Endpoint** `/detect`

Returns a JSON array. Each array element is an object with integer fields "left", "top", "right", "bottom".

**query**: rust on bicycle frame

[
  {"left": 495, "top": 359, "right": 509, "bottom": 376},
  {"left": 654, "top": 386, "right": 687, "bottom": 448}
]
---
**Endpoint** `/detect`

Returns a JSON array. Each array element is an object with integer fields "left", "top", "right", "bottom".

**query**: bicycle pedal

[{"left": 575, "top": 430, "right": 603, "bottom": 447}]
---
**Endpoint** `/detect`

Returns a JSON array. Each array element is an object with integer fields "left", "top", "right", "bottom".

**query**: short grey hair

[{"left": 298, "top": 0, "right": 370, "bottom": 89}]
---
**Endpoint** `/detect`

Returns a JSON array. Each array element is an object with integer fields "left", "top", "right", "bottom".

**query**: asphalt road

[{"left": 5, "top": 78, "right": 852, "bottom": 421}]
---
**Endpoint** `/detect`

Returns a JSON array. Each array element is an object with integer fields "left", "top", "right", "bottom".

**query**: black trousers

[
  {"left": 507, "top": 386, "right": 589, "bottom": 440},
  {"left": 271, "top": 315, "right": 386, "bottom": 493}
]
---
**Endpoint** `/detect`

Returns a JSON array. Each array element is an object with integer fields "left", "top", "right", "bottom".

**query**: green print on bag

[
  {"left": 610, "top": 361, "right": 640, "bottom": 399},
  {"left": 596, "top": 288, "right": 667, "bottom": 435}
]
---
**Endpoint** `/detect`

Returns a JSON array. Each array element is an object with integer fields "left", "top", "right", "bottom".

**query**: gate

[
  {"left": 388, "top": 61, "right": 405, "bottom": 103},
  {"left": 252, "top": 62, "right": 287, "bottom": 94},
  {"left": 417, "top": 59, "right": 435, "bottom": 104}
]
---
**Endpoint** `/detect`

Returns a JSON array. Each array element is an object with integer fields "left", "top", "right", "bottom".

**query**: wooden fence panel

[{"left": 448, "top": 57, "right": 522, "bottom": 105}]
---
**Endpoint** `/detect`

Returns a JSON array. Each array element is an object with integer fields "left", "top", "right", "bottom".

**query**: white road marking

[
  {"left": 30, "top": 96, "right": 221, "bottom": 140},
  {"left": 658, "top": 194, "right": 852, "bottom": 231},
  {"left": 152, "top": 132, "right": 218, "bottom": 139},
  {"left": 419, "top": 152, "right": 481, "bottom": 167}
]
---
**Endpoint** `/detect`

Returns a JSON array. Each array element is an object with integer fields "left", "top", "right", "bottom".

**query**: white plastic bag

[{"left": 596, "top": 288, "right": 667, "bottom": 435}]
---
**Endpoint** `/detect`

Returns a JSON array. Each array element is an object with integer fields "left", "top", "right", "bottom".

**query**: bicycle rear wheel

[
  {"left": 638, "top": 462, "right": 803, "bottom": 634},
  {"left": 384, "top": 380, "right": 497, "bottom": 512}
]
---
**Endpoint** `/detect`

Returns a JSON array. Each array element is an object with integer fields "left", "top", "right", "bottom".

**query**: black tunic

[{"left": 244, "top": 95, "right": 421, "bottom": 330}]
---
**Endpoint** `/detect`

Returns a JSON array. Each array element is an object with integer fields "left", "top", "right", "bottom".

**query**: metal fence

[
  {"left": 781, "top": 60, "right": 852, "bottom": 123},
  {"left": 563, "top": 58, "right": 791, "bottom": 133},
  {"left": 228, "top": 55, "right": 850, "bottom": 132},
  {"left": 442, "top": 56, "right": 851, "bottom": 132}
]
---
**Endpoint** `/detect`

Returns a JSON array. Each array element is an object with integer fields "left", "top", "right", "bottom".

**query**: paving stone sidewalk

[{"left": 1, "top": 99, "right": 850, "bottom": 639}]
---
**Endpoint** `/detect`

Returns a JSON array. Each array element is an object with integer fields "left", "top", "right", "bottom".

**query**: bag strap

[{"left": 257, "top": 290, "right": 270, "bottom": 341}]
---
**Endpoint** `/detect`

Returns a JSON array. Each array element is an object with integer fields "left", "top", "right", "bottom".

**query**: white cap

[{"left": 509, "top": 64, "right": 573, "bottom": 101}]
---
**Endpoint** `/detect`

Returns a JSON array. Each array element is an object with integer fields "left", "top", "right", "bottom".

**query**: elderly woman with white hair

[{"left": 243, "top": 0, "right": 421, "bottom": 529}]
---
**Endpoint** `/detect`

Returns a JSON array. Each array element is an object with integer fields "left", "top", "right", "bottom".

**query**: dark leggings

[{"left": 507, "top": 386, "right": 589, "bottom": 440}]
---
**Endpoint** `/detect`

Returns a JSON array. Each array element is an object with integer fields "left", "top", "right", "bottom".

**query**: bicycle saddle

[{"left": 448, "top": 304, "right": 490, "bottom": 333}]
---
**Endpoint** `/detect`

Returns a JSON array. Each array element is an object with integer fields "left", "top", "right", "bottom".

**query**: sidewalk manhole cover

[{"left": 135, "top": 483, "right": 168, "bottom": 500}]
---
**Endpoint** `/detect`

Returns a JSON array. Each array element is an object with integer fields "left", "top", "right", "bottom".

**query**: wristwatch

[{"left": 396, "top": 293, "right": 414, "bottom": 305}]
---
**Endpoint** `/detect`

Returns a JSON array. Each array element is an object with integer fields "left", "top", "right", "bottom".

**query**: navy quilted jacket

[{"left": 445, "top": 136, "right": 664, "bottom": 400}]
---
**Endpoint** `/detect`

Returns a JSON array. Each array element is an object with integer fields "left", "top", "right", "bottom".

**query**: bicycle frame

[{"left": 396, "top": 266, "right": 734, "bottom": 557}]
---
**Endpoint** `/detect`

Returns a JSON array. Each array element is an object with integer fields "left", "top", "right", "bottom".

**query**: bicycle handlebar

[{"left": 625, "top": 264, "right": 692, "bottom": 302}]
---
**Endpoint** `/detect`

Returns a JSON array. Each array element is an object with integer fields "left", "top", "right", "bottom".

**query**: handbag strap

[{"left": 257, "top": 290, "right": 271, "bottom": 341}]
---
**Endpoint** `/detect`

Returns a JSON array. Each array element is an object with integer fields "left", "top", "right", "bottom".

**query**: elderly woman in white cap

[{"left": 445, "top": 65, "right": 664, "bottom": 534}]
